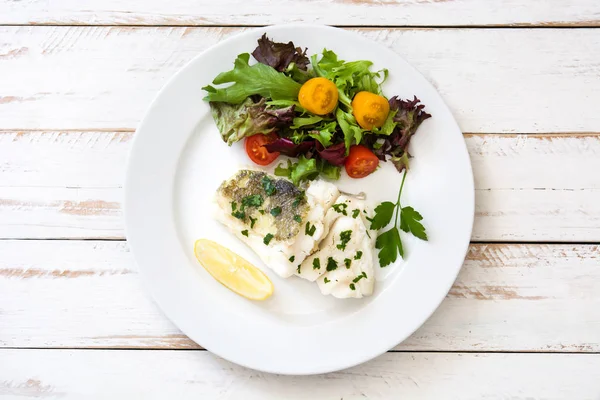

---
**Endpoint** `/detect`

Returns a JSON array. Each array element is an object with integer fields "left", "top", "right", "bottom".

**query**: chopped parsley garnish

[
  {"left": 270, "top": 206, "right": 282, "bottom": 217},
  {"left": 372, "top": 170, "right": 428, "bottom": 267},
  {"left": 292, "top": 191, "right": 305, "bottom": 208},
  {"left": 353, "top": 272, "right": 367, "bottom": 283},
  {"left": 336, "top": 230, "right": 352, "bottom": 251},
  {"left": 297, "top": 265, "right": 301, "bottom": 274},
  {"left": 261, "top": 176, "right": 277, "bottom": 196},
  {"left": 313, "top": 258, "right": 321, "bottom": 270},
  {"left": 324, "top": 277, "right": 330, "bottom": 284},
  {"left": 289, "top": 255, "right": 295, "bottom": 263},
  {"left": 354, "top": 251, "right": 363, "bottom": 260},
  {"left": 305, "top": 222, "right": 316, "bottom": 236},
  {"left": 332, "top": 203, "right": 348, "bottom": 216},
  {"left": 344, "top": 258, "right": 352, "bottom": 269},
  {"left": 241, "top": 229, "right": 249, "bottom": 237},
  {"left": 352, "top": 209, "right": 360, "bottom": 219},
  {"left": 258, "top": 209, "right": 265, "bottom": 215},
  {"left": 263, "top": 233, "right": 274, "bottom": 245},
  {"left": 349, "top": 283, "right": 356, "bottom": 291},
  {"left": 231, "top": 202, "right": 245, "bottom": 220},
  {"left": 249, "top": 216, "right": 257, "bottom": 229},
  {"left": 293, "top": 215, "right": 302, "bottom": 223},
  {"left": 241, "top": 194, "right": 263, "bottom": 208},
  {"left": 326, "top": 257, "right": 338, "bottom": 271}
]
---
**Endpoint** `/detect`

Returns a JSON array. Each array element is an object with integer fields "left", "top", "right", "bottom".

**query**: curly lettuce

[{"left": 209, "top": 97, "right": 294, "bottom": 145}]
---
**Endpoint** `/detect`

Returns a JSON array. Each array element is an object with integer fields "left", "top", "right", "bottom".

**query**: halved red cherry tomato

[
  {"left": 245, "top": 133, "right": 280, "bottom": 166},
  {"left": 345, "top": 145, "right": 379, "bottom": 179}
]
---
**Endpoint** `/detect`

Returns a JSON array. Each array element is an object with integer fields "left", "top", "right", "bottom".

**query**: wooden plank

[
  {"left": 1, "top": 240, "right": 599, "bottom": 352},
  {"left": 1, "top": 132, "right": 599, "bottom": 241},
  {"left": 1, "top": 350, "right": 599, "bottom": 399},
  {"left": 1, "top": 0, "right": 599, "bottom": 27},
  {"left": 1, "top": 27, "right": 600, "bottom": 133}
]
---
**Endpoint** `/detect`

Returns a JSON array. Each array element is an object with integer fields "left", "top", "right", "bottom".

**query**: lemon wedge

[{"left": 194, "top": 239, "right": 274, "bottom": 300}]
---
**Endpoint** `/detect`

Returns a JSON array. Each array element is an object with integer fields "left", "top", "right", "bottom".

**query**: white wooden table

[{"left": 1, "top": 2, "right": 600, "bottom": 398}]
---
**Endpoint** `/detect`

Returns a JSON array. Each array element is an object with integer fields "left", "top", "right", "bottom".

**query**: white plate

[{"left": 125, "top": 25, "right": 474, "bottom": 375}]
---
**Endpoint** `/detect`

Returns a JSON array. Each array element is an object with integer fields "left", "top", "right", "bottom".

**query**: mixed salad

[{"left": 203, "top": 34, "right": 431, "bottom": 184}]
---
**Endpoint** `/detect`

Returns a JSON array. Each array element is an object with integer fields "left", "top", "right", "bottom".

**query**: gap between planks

[
  {"left": 2, "top": 24, "right": 600, "bottom": 28},
  {"left": 1, "top": 347, "right": 600, "bottom": 355}
]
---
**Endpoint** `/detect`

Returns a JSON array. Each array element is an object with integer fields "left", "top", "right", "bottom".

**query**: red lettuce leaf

[
  {"left": 264, "top": 138, "right": 315, "bottom": 157},
  {"left": 252, "top": 34, "right": 309, "bottom": 73},
  {"left": 316, "top": 142, "right": 347, "bottom": 166}
]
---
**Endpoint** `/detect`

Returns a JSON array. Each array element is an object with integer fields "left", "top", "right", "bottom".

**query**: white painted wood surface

[
  {"left": 1, "top": 27, "right": 600, "bottom": 133},
  {"left": 2, "top": 240, "right": 599, "bottom": 351},
  {"left": 1, "top": 0, "right": 599, "bottom": 27},
  {"left": 1, "top": 350, "right": 599, "bottom": 400},
  {"left": 1, "top": 132, "right": 599, "bottom": 241},
  {"left": 1, "top": 3, "right": 599, "bottom": 396}
]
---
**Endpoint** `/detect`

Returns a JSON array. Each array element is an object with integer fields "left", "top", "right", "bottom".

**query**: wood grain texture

[
  {"left": 1, "top": 132, "right": 598, "bottom": 241},
  {"left": 1, "top": 0, "right": 599, "bottom": 27},
  {"left": 2, "top": 240, "right": 599, "bottom": 352},
  {"left": 1, "top": 350, "right": 599, "bottom": 399},
  {"left": 1, "top": 27, "right": 600, "bottom": 133}
]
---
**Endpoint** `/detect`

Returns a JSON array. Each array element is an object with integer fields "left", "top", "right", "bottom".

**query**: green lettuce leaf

[
  {"left": 308, "top": 121, "right": 337, "bottom": 147},
  {"left": 336, "top": 108, "right": 364, "bottom": 152},
  {"left": 311, "top": 50, "right": 387, "bottom": 107},
  {"left": 203, "top": 53, "right": 302, "bottom": 104},
  {"left": 274, "top": 156, "right": 319, "bottom": 186}
]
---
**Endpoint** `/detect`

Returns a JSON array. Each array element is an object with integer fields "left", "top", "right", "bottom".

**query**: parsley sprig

[{"left": 371, "top": 170, "right": 427, "bottom": 267}]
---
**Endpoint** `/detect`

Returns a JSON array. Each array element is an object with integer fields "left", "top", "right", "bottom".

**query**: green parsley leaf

[
  {"left": 270, "top": 206, "right": 282, "bottom": 217},
  {"left": 353, "top": 271, "right": 367, "bottom": 283},
  {"left": 231, "top": 201, "right": 245, "bottom": 220},
  {"left": 289, "top": 255, "right": 295, "bottom": 263},
  {"left": 241, "top": 194, "right": 264, "bottom": 208},
  {"left": 375, "top": 228, "right": 403, "bottom": 267},
  {"left": 336, "top": 230, "right": 352, "bottom": 251},
  {"left": 258, "top": 209, "right": 265, "bottom": 215},
  {"left": 326, "top": 257, "right": 338, "bottom": 271},
  {"left": 324, "top": 277, "right": 331, "bottom": 284},
  {"left": 241, "top": 229, "right": 249, "bottom": 237},
  {"left": 352, "top": 209, "right": 360, "bottom": 219},
  {"left": 232, "top": 210, "right": 245, "bottom": 220},
  {"left": 305, "top": 222, "right": 316, "bottom": 236},
  {"left": 332, "top": 203, "right": 348, "bottom": 216},
  {"left": 344, "top": 258, "right": 352, "bottom": 269},
  {"left": 297, "top": 265, "right": 301, "bottom": 274},
  {"left": 293, "top": 215, "right": 302, "bottom": 223},
  {"left": 354, "top": 251, "right": 363, "bottom": 260},
  {"left": 292, "top": 192, "right": 305, "bottom": 208},
  {"left": 349, "top": 283, "right": 356, "bottom": 291},
  {"left": 261, "top": 176, "right": 277, "bottom": 196},
  {"left": 249, "top": 216, "right": 257, "bottom": 229},
  {"left": 400, "top": 206, "right": 428, "bottom": 241},
  {"left": 369, "top": 201, "right": 395, "bottom": 230},
  {"left": 263, "top": 233, "right": 274, "bottom": 245},
  {"left": 313, "top": 258, "right": 321, "bottom": 270}
]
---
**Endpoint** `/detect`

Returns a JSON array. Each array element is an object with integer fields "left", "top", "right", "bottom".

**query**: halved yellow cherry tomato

[
  {"left": 298, "top": 77, "right": 339, "bottom": 115},
  {"left": 351, "top": 91, "right": 390, "bottom": 130}
]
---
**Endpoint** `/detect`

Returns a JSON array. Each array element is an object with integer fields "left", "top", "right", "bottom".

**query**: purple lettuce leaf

[
  {"left": 316, "top": 142, "right": 347, "bottom": 166},
  {"left": 251, "top": 34, "right": 310, "bottom": 73},
  {"left": 364, "top": 95, "right": 431, "bottom": 172},
  {"left": 264, "top": 138, "right": 315, "bottom": 157}
]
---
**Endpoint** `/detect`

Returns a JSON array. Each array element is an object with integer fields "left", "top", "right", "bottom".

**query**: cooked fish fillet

[
  {"left": 214, "top": 170, "right": 340, "bottom": 278},
  {"left": 296, "top": 194, "right": 376, "bottom": 299}
]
